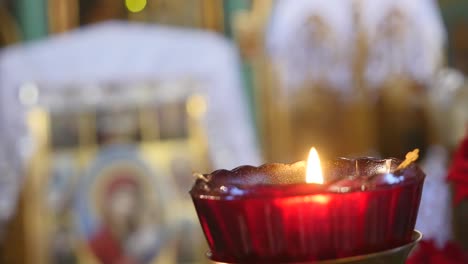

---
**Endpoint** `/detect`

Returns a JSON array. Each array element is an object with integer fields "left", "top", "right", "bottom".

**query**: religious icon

[
  {"left": 157, "top": 101, "right": 188, "bottom": 141},
  {"left": 50, "top": 223, "right": 78, "bottom": 264},
  {"left": 267, "top": 0, "right": 354, "bottom": 93},
  {"left": 96, "top": 107, "right": 141, "bottom": 145},
  {"left": 75, "top": 145, "right": 166, "bottom": 264},
  {"left": 79, "top": 0, "right": 126, "bottom": 25},
  {"left": 360, "top": 0, "right": 445, "bottom": 159},
  {"left": 167, "top": 154, "right": 208, "bottom": 263},
  {"left": 267, "top": 0, "right": 370, "bottom": 161},
  {"left": 169, "top": 155, "right": 193, "bottom": 197},
  {"left": 361, "top": 0, "right": 445, "bottom": 87},
  {"left": 49, "top": 111, "right": 80, "bottom": 149},
  {"left": 127, "top": 0, "right": 223, "bottom": 32},
  {"left": 47, "top": 153, "right": 79, "bottom": 264},
  {"left": 0, "top": 2, "right": 20, "bottom": 47}
]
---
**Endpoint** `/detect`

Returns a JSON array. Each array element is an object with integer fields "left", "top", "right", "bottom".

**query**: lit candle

[
  {"left": 306, "top": 147, "right": 323, "bottom": 184},
  {"left": 190, "top": 148, "right": 425, "bottom": 263}
]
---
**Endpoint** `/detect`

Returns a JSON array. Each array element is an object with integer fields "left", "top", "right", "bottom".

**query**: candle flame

[{"left": 306, "top": 147, "right": 323, "bottom": 184}]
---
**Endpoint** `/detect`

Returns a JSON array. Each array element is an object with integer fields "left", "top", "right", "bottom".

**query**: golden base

[{"left": 211, "top": 230, "right": 422, "bottom": 264}]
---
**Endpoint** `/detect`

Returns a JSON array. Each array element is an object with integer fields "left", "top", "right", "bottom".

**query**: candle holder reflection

[{"left": 190, "top": 158, "right": 425, "bottom": 263}]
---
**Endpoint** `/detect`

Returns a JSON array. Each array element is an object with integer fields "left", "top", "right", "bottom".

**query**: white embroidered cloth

[
  {"left": 361, "top": 0, "right": 446, "bottom": 87},
  {"left": 267, "top": 0, "right": 445, "bottom": 91},
  {"left": 266, "top": 0, "right": 355, "bottom": 94},
  {"left": 0, "top": 21, "right": 261, "bottom": 223}
]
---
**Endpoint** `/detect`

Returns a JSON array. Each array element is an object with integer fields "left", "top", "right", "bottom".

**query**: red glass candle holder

[{"left": 190, "top": 158, "right": 425, "bottom": 263}]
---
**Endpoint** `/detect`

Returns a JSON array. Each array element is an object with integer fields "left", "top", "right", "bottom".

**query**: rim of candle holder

[
  {"left": 208, "top": 230, "right": 422, "bottom": 264},
  {"left": 190, "top": 158, "right": 425, "bottom": 200}
]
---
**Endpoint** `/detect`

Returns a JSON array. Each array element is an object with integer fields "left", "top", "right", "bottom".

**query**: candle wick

[
  {"left": 385, "top": 159, "right": 392, "bottom": 174},
  {"left": 355, "top": 161, "right": 360, "bottom": 178},
  {"left": 395, "top": 149, "right": 419, "bottom": 171},
  {"left": 193, "top": 173, "right": 209, "bottom": 182}
]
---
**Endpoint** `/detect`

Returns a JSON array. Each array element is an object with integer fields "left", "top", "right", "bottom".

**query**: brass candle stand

[{"left": 211, "top": 230, "right": 422, "bottom": 264}]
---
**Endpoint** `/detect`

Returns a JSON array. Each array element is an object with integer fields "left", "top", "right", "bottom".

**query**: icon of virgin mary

[
  {"left": 76, "top": 146, "right": 166, "bottom": 264},
  {"left": 89, "top": 175, "right": 143, "bottom": 264}
]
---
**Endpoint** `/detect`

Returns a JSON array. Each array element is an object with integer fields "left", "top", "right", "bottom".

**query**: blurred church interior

[{"left": 1, "top": 0, "right": 468, "bottom": 263}]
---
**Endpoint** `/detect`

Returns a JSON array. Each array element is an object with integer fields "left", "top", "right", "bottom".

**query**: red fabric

[
  {"left": 447, "top": 137, "right": 468, "bottom": 205},
  {"left": 89, "top": 227, "right": 136, "bottom": 264},
  {"left": 406, "top": 240, "right": 468, "bottom": 264}
]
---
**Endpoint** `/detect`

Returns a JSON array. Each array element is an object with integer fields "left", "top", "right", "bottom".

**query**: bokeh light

[{"left": 125, "top": 0, "right": 147, "bottom": 13}]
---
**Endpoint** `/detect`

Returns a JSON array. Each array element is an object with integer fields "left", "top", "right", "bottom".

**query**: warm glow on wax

[{"left": 306, "top": 147, "right": 323, "bottom": 184}]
